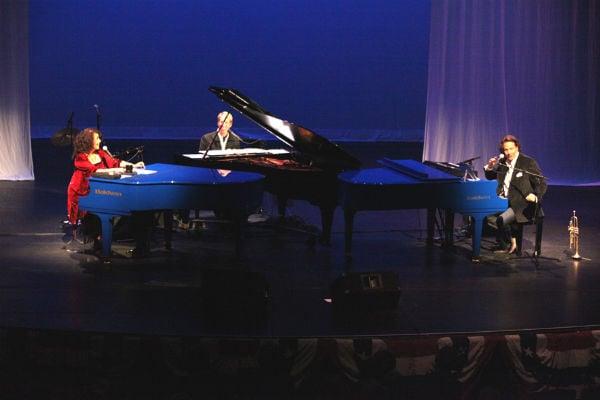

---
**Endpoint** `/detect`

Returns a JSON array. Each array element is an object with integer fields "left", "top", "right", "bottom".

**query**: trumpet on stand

[{"left": 568, "top": 210, "right": 581, "bottom": 260}]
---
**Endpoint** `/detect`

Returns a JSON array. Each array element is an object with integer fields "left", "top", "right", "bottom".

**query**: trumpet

[{"left": 568, "top": 210, "right": 581, "bottom": 259}]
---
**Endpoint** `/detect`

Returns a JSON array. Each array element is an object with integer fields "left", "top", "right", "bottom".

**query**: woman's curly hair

[{"left": 72, "top": 128, "right": 100, "bottom": 158}]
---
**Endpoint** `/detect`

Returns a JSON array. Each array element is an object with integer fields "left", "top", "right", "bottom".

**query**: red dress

[{"left": 67, "top": 150, "right": 120, "bottom": 224}]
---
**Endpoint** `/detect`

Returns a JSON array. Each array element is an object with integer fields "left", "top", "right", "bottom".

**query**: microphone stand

[
  {"left": 460, "top": 156, "right": 480, "bottom": 164},
  {"left": 496, "top": 162, "right": 547, "bottom": 180},
  {"left": 94, "top": 104, "right": 102, "bottom": 131},
  {"left": 457, "top": 156, "right": 480, "bottom": 180},
  {"left": 67, "top": 111, "right": 75, "bottom": 145},
  {"left": 234, "top": 131, "right": 263, "bottom": 147},
  {"left": 120, "top": 147, "right": 144, "bottom": 163}
]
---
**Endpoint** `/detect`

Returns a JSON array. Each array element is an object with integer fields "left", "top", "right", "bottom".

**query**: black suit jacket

[
  {"left": 485, "top": 153, "right": 547, "bottom": 223},
  {"left": 199, "top": 130, "right": 241, "bottom": 151}
]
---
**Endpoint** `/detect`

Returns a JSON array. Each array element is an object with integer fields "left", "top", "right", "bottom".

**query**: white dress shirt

[
  {"left": 501, "top": 153, "right": 519, "bottom": 198},
  {"left": 218, "top": 132, "right": 229, "bottom": 150}
]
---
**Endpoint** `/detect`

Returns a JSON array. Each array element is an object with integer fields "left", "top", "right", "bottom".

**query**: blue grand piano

[
  {"left": 338, "top": 159, "right": 508, "bottom": 260},
  {"left": 79, "top": 163, "right": 264, "bottom": 258}
]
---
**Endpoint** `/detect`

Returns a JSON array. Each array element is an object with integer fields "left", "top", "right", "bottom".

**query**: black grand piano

[{"left": 175, "top": 87, "right": 361, "bottom": 244}]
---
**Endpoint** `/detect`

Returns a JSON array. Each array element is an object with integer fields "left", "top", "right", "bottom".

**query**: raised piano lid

[{"left": 209, "top": 86, "right": 361, "bottom": 170}]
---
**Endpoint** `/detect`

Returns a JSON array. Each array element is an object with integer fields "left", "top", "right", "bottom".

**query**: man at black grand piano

[
  {"left": 484, "top": 134, "right": 547, "bottom": 254},
  {"left": 177, "top": 111, "right": 243, "bottom": 228},
  {"left": 176, "top": 86, "right": 363, "bottom": 245},
  {"left": 199, "top": 111, "right": 241, "bottom": 151}
]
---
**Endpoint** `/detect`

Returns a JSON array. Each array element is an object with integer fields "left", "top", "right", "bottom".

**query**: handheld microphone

[
  {"left": 486, "top": 153, "right": 504, "bottom": 171},
  {"left": 495, "top": 153, "right": 505, "bottom": 165},
  {"left": 102, "top": 145, "right": 114, "bottom": 158}
]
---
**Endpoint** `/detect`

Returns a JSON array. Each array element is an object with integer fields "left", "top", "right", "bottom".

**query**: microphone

[
  {"left": 102, "top": 145, "right": 114, "bottom": 158},
  {"left": 93, "top": 104, "right": 100, "bottom": 114},
  {"left": 497, "top": 153, "right": 507, "bottom": 165},
  {"left": 486, "top": 153, "right": 504, "bottom": 171}
]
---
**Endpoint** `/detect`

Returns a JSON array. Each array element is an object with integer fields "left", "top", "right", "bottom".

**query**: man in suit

[
  {"left": 199, "top": 111, "right": 241, "bottom": 151},
  {"left": 484, "top": 134, "right": 547, "bottom": 253}
]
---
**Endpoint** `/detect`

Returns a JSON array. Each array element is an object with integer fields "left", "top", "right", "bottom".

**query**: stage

[
  {"left": 1, "top": 139, "right": 598, "bottom": 337},
  {"left": 0, "top": 139, "right": 599, "bottom": 398}
]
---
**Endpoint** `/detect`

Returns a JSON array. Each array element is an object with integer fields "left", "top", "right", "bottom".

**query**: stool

[{"left": 515, "top": 217, "right": 543, "bottom": 256}]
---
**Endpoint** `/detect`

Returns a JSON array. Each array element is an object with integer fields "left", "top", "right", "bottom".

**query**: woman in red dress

[{"left": 67, "top": 127, "right": 143, "bottom": 227}]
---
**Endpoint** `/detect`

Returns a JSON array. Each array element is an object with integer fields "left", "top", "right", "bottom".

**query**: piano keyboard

[{"left": 183, "top": 148, "right": 290, "bottom": 159}]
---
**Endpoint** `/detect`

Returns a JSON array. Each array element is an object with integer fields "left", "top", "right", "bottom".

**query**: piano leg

[
  {"left": 426, "top": 208, "right": 435, "bottom": 245},
  {"left": 344, "top": 209, "right": 356, "bottom": 256},
  {"left": 319, "top": 206, "right": 334, "bottom": 245},
  {"left": 163, "top": 210, "right": 173, "bottom": 251},
  {"left": 277, "top": 195, "right": 288, "bottom": 218},
  {"left": 132, "top": 211, "right": 154, "bottom": 257},
  {"left": 97, "top": 213, "right": 114, "bottom": 261},
  {"left": 233, "top": 214, "right": 243, "bottom": 258},
  {"left": 470, "top": 214, "right": 485, "bottom": 262},
  {"left": 443, "top": 209, "right": 455, "bottom": 247}
]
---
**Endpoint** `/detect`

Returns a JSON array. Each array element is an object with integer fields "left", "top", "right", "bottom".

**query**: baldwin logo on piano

[
  {"left": 466, "top": 195, "right": 491, "bottom": 201},
  {"left": 95, "top": 189, "right": 123, "bottom": 197}
]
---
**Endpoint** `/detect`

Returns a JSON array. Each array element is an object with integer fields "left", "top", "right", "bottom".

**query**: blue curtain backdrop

[
  {"left": 29, "top": 0, "right": 430, "bottom": 142},
  {"left": 423, "top": 0, "right": 600, "bottom": 185}
]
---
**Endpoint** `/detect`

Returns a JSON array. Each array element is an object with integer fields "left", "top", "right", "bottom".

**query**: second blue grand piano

[{"left": 338, "top": 159, "right": 508, "bottom": 260}]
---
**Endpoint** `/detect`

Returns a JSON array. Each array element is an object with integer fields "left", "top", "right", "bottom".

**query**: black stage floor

[{"left": 1, "top": 139, "right": 599, "bottom": 338}]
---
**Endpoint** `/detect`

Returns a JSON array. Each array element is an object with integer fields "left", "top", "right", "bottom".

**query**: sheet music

[
  {"left": 133, "top": 168, "right": 157, "bottom": 175},
  {"left": 183, "top": 148, "right": 290, "bottom": 159}
]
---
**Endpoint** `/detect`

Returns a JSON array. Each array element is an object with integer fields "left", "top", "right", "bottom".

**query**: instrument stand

[
  {"left": 511, "top": 250, "right": 560, "bottom": 269},
  {"left": 426, "top": 209, "right": 449, "bottom": 245},
  {"left": 563, "top": 245, "right": 592, "bottom": 261}
]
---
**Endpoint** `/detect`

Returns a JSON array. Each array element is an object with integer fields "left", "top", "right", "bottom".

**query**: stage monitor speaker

[{"left": 330, "top": 271, "right": 400, "bottom": 310}]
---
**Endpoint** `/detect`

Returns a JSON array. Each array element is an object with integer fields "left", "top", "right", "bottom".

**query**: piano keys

[
  {"left": 189, "top": 148, "right": 291, "bottom": 158},
  {"left": 338, "top": 159, "right": 508, "bottom": 260},
  {"left": 79, "top": 163, "right": 264, "bottom": 259}
]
